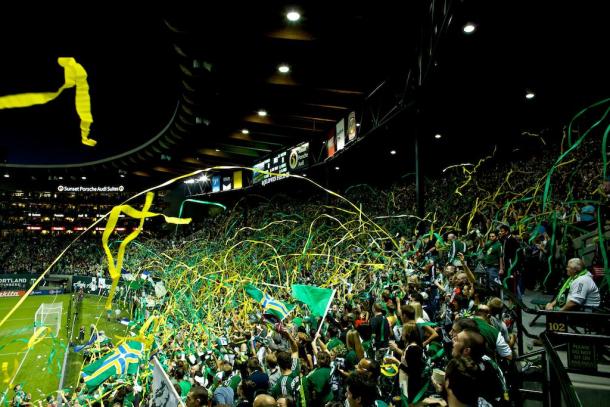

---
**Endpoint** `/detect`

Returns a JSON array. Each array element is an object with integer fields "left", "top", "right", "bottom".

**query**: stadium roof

[{"left": 0, "top": 1, "right": 608, "bottom": 190}]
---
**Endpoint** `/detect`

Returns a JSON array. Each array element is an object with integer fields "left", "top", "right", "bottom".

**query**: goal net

[{"left": 34, "top": 303, "right": 63, "bottom": 337}]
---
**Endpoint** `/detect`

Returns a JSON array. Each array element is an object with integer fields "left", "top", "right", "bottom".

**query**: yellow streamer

[
  {"left": 25, "top": 326, "right": 50, "bottom": 350},
  {"left": 0, "top": 57, "right": 96, "bottom": 146},
  {"left": 101, "top": 192, "right": 191, "bottom": 309}
]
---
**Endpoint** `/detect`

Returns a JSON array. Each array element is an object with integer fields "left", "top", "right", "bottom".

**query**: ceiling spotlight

[
  {"left": 58, "top": 176, "right": 63, "bottom": 180},
  {"left": 435, "top": 134, "right": 442, "bottom": 139},
  {"left": 200, "top": 174, "right": 209, "bottom": 182},
  {"left": 278, "top": 64, "right": 290, "bottom": 74},
  {"left": 335, "top": 166, "right": 340, "bottom": 171},
  {"left": 463, "top": 23, "right": 476, "bottom": 34},
  {"left": 525, "top": 91, "right": 535, "bottom": 99},
  {"left": 215, "top": 149, "right": 221, "bottom": 152},
  {"left": 3, "top": 173, "right": 9, "bottom": 178},
  {"left": 81, "top": 176, "right": 87, "bottom": 180},
  {"left": 257, "top": 109, "right": 268, "bottom": 117},
  {"left": 120, "top": 174, "right": 125, "bottom": 178},
  {"left": 241, "top": 129, "right": 249, "bottom": 134},
  {"left": 286, "top": 10, "right": 301, "bottom": 22},
  {"left": 390, "top": 150, "right": 397, "bottom": 155}
]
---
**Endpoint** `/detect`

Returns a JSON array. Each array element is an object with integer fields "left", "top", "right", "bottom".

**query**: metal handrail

[
  {"left": 515, "top": 343, "right": 566, "bottom": 362},
  {"left": 540, "top": 331, "right": 583, "bottom": 407}
]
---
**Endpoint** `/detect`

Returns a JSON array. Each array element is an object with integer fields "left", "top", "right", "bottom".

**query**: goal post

[{"left": 34, "top": 303, "right": 63, "bottom": 337}]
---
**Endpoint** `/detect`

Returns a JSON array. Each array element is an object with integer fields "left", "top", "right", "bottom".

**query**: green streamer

[{"left": 543, "top": 99, "right": 610, "bottom": 211}]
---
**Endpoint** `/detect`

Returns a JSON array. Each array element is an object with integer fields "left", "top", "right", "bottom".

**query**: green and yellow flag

[{"left": 81, "top": 340, "right": 143, "bottom": 389}]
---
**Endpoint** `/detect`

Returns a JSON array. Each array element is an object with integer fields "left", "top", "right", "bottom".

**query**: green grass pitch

[{"left": 0, "top": 294, "right": 129, "bottom": 404}]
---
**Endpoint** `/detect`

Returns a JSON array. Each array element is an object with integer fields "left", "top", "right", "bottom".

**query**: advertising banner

[
  {"left": 347, "top": 111, "right": 357, "bottom": 141},
  {"left": 288, "top": 142, "right": 309, "bottom": 172},
  {"left": 222, "top": 176, "right": 232, "bottom": 191},
  {"left": 327, "top": 128, "right": 336, "bottom": 158},
  {"left": 0, "top": 274, "right": 38, "bottom": 290},
  {"left": 211, "top": 175, "right": 221, "bottom": 192},
  {"left": 0, "top": 290, "right": 25, "bottom": 297},
  {"left": 233, "top": 171, "right": 243, "bottom": 189},
  {"left": 336, "top": 118, "right": 346, "bottom": 151},
  {"left": 31, "top": 288, "right": 65, "bottom": 296}
]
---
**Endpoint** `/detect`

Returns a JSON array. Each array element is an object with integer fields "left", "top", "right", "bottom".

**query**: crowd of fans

[{"left": 2, "top": 128, "right": 609, "bottom": 406}]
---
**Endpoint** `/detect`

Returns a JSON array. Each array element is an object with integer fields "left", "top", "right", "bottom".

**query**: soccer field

[
  {"left": 0, "top": 294, "right": 70, "bottom": 404},
  {"left": 0, "top": 294, "right": 130, "bottom": 404}
]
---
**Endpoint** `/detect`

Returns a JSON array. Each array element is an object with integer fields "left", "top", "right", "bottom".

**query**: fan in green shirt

[
  {"left": 304, "top": 351, "right": 333, "bottom": 404},
  {"left": 270, "top": 328, "right": 302, "bottom": 399},
  {"left": 483, "top": 240, "right": 502, "bottom": 267}
]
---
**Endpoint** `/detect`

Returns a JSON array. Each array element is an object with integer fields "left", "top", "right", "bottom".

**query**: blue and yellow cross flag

[
  {"left": 244, "top": 283, "right": 294, "bottom": 321},
  {"left": 81, "top": 340, "right": 143, "bottom": 389}
]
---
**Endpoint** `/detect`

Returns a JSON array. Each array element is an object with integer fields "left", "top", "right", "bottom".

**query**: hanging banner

[
  {"left": 233, "top": 171, "right": 243, "bottom": 189},
  {"left": 222, "top": 176, "right": 232, "bottom": 191},
  {"left": 211, "top": 175, "right": 221, "bottom": 192},
  {"left": 288, "top": 142, "right": 309, "bottom": 172},
  {"left": 327, "top": 128, "right": 336, "bottom": 158},
  {"left": 336, "top": 118, "right": 346, "bottom": 151},
  {"left": 347, "top": 111, "right": 357, "bottom": 141}
]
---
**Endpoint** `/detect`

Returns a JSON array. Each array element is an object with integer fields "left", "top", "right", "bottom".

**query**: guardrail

[
  {"left": 502, "top": 288, "right": 610, "bottom": 406},
  {"left": 540, "top": 331, "right": 582, "bottom": 407}
]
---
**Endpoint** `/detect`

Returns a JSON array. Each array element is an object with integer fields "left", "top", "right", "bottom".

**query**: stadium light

[
  {"left": 463, "top": 22, "right": 476, "bottom": 34},
  {"left": 3, "top": 173, "right": 9, "bottom": 178},
  {"left": 257, "top": 109, "right": 268, "bottom": 117},
  {"left": 390, "top": 150, "right": 397, "bottom": 155},
  {"left": 241, "top": 129, "right": 249, "bottom": 134},
  {"left": 286, "top": 10, "right": 301, "bottom": 22},
  {"left": 525, "top": 91, "right": 535, "bottom": 99},
  {"left": 435, "top": 134, "right": 442, "bottom": 139},
  {"left": 278, "top": 64, "right": 290, "bottom": 74}
]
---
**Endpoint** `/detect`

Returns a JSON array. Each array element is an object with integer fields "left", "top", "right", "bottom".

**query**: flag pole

[{"left": 315, "top": 289, "right": 336, "bottom": 338}]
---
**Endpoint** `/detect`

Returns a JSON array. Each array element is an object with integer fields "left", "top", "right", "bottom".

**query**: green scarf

[{"left": 555, "top": 270, "right": 588, "bottom": 306}]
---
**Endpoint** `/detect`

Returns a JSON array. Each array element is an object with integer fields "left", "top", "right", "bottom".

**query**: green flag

[
  {"left": 291, "top": 284, "right": 335, "bottom": 317},
  {"left": 244, "top": 283, "right": 294, "bottom": 320},
  {"left": 81, "top": 340, "right": 143, "bottom": 389}
]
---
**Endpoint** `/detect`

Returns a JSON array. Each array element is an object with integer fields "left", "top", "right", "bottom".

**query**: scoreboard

[{"left": 253, "top": 142, "right": 309, "bottom": 185}]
